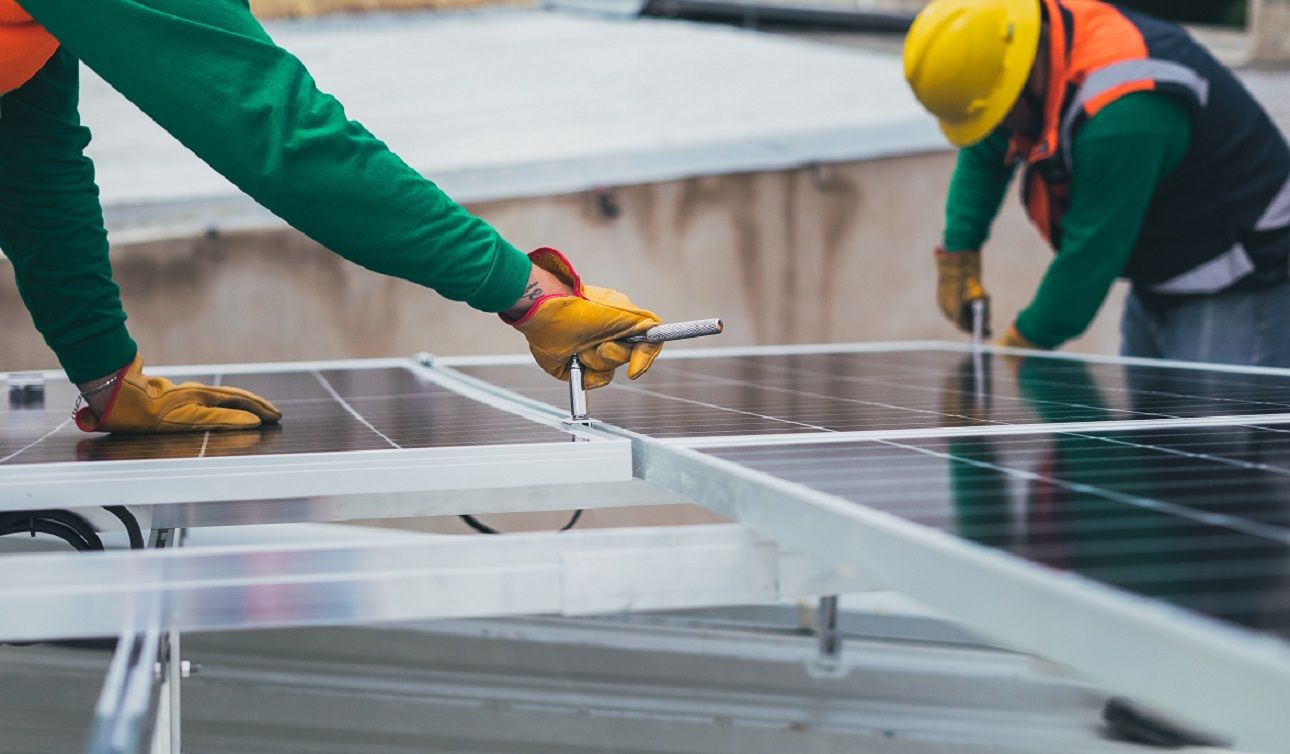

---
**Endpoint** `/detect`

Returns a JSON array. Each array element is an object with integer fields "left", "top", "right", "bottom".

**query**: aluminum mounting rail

[{"left": 0, "top": 525, "right": 868, "bottom": 644}]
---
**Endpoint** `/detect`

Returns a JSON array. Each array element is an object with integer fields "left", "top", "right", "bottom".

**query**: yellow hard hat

[{"left": 903, "top": 0, "right": 1041, "bottom": 148}]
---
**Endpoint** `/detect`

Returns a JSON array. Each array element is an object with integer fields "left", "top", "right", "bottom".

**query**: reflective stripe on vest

[
  {"left": 1014, "top": 0, "right": 1290, "bottom": 294},
  {"left": 1149, "top": 243, "right": 1255, "bottom": 295},
  {"left": 1059, "top": 58, "right": 1210, "bottom": 167},
  {"left": 0, "top": 2, "right": 59, "bottom": 95}
]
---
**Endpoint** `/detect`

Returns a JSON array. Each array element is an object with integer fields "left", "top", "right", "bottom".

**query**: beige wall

[
  {"left": 249, "top": 0, "right": 524, "bottom": 19},
  {"left": 1251, "top": 0, "right": 1290, "bottom": 63},
  {"left": 0, "top": 151, "right": 1126, "bottom": 375}
]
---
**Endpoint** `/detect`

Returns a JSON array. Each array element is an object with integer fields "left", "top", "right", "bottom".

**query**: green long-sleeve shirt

[
  {"left": 943, "top": 92, "right": 1193, "bottom": 349},
  {"left": 2, "top": 0, "right": 532, "bottom": 382}
]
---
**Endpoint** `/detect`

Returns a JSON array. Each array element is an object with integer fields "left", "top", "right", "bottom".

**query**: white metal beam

[
  {"left": 0, "top": 440, "right": 634, "bottom": 511},
  {"left": 0, "top": 525, "right": 868, "bottom": 644},
  {"left": 633, "top": 440, "right": 1290, "bottom": 753}
]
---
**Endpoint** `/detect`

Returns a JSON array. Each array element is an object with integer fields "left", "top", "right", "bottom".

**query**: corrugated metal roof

[{"left": 77, "top": 7, "right": 942, "bottom": 236}]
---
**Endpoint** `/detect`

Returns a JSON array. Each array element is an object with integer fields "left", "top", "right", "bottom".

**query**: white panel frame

[
  {"left": 434, "top": 341, "right": 1290, "bottom": 447},
  {"left": 0, "top": 441, "right": 632, "bottom": 510},
  {"left": 436, "top": 338, "right": 1290, "bottom": 377},
  {"left": 428, "top": 343, "right": 1290, "bottom": 751},
  {"left": 0, "top": 524, "right": 869, "bottom": 643},
  {"left": 0, "top": 358, "right": 641, "bottom": 517},
  {"left": 630, "top": 438, "right": 1290, "bottom": 752}
]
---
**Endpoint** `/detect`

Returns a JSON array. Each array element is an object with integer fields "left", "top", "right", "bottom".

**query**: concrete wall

[
  {"left": 1251, "top": 0, "right": 1290, "bottom": 63},
  {"left": 0, "top": 150, "right": 1126, "bottom": 375},
  {"left": 249, "top": 0, "right": 524, "bottom": 19}
]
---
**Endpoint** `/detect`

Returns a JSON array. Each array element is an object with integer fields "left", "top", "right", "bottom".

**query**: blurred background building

[{"left": 0, "top": 0, "right": 1285, "bottom": 371}]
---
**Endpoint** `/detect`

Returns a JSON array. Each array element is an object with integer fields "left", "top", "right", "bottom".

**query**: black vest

[{"left": 1022, "top": 3, "right": 1290, "bottom": 296}]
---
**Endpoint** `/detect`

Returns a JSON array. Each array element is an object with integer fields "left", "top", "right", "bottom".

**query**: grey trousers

[{"left": 1121, "top": 280, "right": 1290, "bottom": 368}]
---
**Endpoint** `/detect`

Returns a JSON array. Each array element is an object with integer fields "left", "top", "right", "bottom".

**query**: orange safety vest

[
  {"left": 0, "top": 1, "right": 58, "bottom": 95},
  {"left": 1010, "top": 0, "right": 1290, "bottom": 295},
  {"left": 1009, "top": 0, "right": 1156, "bottom": 247}
]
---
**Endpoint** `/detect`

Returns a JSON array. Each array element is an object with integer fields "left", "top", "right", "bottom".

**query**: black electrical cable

[
  {"left": 0, "top": 519, "right": 92, "bottom": 550},
  {"left": 0, "top": 508, "right": 139, "bottom": 650},
  {"left": 0, "top": 509, "right": 102, "bottom": 551},
  {"left": 458, "top": 509, "right": 584, "bottom": 535},
  {"left": 0, "top": 507, "right": 144, "bottom": 552},
  {"left": 559, "top": 510, "right": 583, "bottom": 531},
  {"left": 102, "top": 506, "right": 145, "bottom": 549}
]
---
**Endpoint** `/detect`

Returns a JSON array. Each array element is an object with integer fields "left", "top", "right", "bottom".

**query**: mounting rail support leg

[{"left": 817, "top": 594, "right": 842, "bottom": 661}]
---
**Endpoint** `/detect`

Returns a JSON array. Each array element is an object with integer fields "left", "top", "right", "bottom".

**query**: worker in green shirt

[
  {"left": 904, "top": 0, "right": 1290, "bottom": 365},
  {"left": 0, "top": 0, "right": 663, "bottom": 434}
]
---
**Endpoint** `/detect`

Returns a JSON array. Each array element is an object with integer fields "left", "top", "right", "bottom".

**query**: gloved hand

[
  {"left": 997, "top": 323, "right": 1040, "bottom": 350},
  {"left": 505, "top": 248, "right": 663, "bottom": 390},
  {"left": 74, "top": 354, "right": 283, "bottom": 433},
  {"left": 935, "top": 248, "right": 990, "bottom": 334}
]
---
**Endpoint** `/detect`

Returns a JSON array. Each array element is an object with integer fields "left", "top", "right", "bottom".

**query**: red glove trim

[
  {"left": 73, "top": 358, "right": 134, "bottom": 433},
  {"left": 500, "top": 247, "right": 587, "bottom": 328}
]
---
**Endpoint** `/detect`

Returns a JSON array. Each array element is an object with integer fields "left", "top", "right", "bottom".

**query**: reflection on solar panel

[
  {"left": 0, "top": 365, "right": 570, "bottom": 466},
  {"left": 446, "top": 343, "right": 1290, "bottom": 747},
  {"left": 455, "top": 349, "right": 1290, "bottom": 437},
  {"left": 7, "top": 344, "right": 1290, "bottom": 751},
  {"left": 702, "top": 424, "right": 1290, "bottom": 639}
]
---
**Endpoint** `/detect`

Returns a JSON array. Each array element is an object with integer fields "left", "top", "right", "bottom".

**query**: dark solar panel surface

[
  {"left": 0, "top": 367, "right": 569, "bottom": 465},
  {"left": 456, "top": 350, "right": 1290, "bottom": 437},
  {"left": 704, "top": 425, "right": 1290, "bottom": 638}
]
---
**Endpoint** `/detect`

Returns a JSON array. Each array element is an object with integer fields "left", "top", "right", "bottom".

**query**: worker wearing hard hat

[
  {"left": 904, "top": 0, "right": 1290, "bottom": 365},
  {"left": 0, "top": 0, "right": 662, "bottom": 433}
]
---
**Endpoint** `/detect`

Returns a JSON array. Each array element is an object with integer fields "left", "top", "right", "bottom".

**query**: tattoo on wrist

[{"left": 522, "top": 281, "right": 543, "bottom": 303}]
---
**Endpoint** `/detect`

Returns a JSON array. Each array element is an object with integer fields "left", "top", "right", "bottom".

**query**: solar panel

[
  {"left": 452, "top": 346, "right": 1290, "bottom": 438},
  {"left": 0, "top": 360, "right": 634, "bottom": 512},
  {"left": 445, "top": 343, "right": 1290, "bottom": 747},
  {"left": 8, "top": 343, "right": 1290, "bottom": 750},
  {"left": 701, "top": 424, "right": 1290, "bottom": 639},
  {"left": 2, "top": 365, "right": 568, "bottom": 466}
]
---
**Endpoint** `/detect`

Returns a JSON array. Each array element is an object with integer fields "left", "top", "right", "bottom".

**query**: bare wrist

[
  {"left": 503, "top": 263, "right": 573, "bottom": 320},
  {"left": 76, "top": 370, "right": 122, "bottom": 420}
]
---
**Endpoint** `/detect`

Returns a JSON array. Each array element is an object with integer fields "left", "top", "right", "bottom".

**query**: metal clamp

[{"left": 567, "top": 318, "right": 724, "bottom": 423}]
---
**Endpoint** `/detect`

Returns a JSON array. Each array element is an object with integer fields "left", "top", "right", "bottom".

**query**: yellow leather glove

[
  {"left": 505, "top": 248, "right": 663, "bottom": 390},
  {"left": 997, "top": 323, "right": 1040, "bottom": 350},
  {"left": 935, "top": 248, "right": 990, "bottom": 334},
  {"left": 74, "top": 354, "right": 283, "bottom": 434}
]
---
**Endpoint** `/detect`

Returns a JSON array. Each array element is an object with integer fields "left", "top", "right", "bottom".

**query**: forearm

[
  {"left": 0, "top": 49, "right": 136, "bottom": 382},
  {"left": 1015, "top": 241, "right": 1128, "bottom": 348},
  {"left": 501, "top": 262, "right": 573, "bottom": 320},
  {"left": 18, "top": 0, "right": 532, "bottom": 313},
  {"left": 1014, "top": 94, "right": 1191, "bottom": 348},
  {"left": 944, "top": 130, "right": 1015, "bottom": 252}
]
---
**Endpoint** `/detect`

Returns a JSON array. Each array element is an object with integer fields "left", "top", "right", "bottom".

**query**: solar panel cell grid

[
  {"left": 455, "top": 350, "right": 1290, "bottom": 437},
  {"left": 0, "top": 367, "right": 571, "bottom": 465},
  {"left": 703, "top": 425, "right": 1290, "bottom": 637}
]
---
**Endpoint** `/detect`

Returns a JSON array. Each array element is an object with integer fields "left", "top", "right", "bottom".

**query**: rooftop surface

[
  {"left": 82, "top": 7, "right": 942, "bottom": 236},
  {"left": 72, "top": 6, "right": 1290, "bottom": 239}
]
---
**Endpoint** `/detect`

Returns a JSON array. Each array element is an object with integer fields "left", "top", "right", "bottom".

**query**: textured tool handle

[{"left": 624, "top": 318, "right": 724, "bottom": 344}]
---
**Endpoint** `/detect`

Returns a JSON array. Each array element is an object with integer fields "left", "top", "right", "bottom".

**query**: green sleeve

[
  {"left": 943, "top": 129, "right": 1016, "bottom": 252},
  {"left": 0, "top": 49, "right": 138, "bottom": 382},
  {"left": 17, "top": 0, "right": 531, "bottom": 318},
  {"left": 1015, "top": 93, "right": 1191, "bottom": 348}
]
